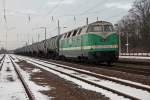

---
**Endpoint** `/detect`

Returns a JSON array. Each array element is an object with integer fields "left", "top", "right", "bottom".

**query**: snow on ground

[
  {"left": 19, "top": 58, "right": 129, "bottom": 100},
  {"left": 120, "top": 56, "right": 150, "bottom": 60},
  {"left": 0, "top": 54, "right": 3, "bottom": 59},
  {"left": 0, "top": 54, "right": 4, "bottom": 61},
  {"left": 0, "top": 56, "right": 4, "bottom": 67},
  {"left": 24, "top": 55, "right": 150, "bottom": 89},
  {"left": 26, "top": 58, "right": 150, "bottom": 100},
  {"left": 0, "top": 55, "right": 28, "bottom": 100},
  {"left": 12, "top": 60, "right": 52, "bottom": 100},
  {"left": 14, "top": 55, "right": 150, "bottom": 100},
  {"left": 31, "top": 68, "right": 42, "bottom": 73}
]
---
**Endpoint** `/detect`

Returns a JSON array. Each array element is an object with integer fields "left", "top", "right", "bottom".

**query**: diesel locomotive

[{"left": 14, "top": 21, "right": 119, "bottom": 65}]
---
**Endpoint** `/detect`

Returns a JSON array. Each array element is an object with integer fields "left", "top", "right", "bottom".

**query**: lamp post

[
  {"left": 58, "top": 20, "right": 60, "bottom": 36},
  {"left": 40, "top": 27, "right": 47, "bottom": 54},
  {"left": 124, "top": 32, "right": 129, "bottom": 53},
  {"left": 37, "top": 33, "right": 40, "bottom": 42},
  {"left": 32, "top": 27, "right": 47, "bottom": 54}
]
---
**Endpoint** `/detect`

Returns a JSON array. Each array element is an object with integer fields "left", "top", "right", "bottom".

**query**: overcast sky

[{"left": 0, "top": 0, "right": 134, "bottom": 50}]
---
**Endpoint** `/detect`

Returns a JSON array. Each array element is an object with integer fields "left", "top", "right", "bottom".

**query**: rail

[{"left": 9, "top": 56, "right": 35, "bottom": 100}]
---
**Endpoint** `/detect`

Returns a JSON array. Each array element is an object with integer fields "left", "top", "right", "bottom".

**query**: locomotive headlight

[{"left": 112, "top": 45, "right": 118, "bottom": 48}]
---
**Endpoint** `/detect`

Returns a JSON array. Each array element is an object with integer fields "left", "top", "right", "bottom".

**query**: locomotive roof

[
  {"left": 90, "top": 21, "right": 112, "bottom": 26},
  {"left": 61, "top": 21, "right": 113, "bottom": 34}
]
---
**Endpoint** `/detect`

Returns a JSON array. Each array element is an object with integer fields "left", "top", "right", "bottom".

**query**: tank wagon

[
  {"left": 46, "top": 36, "right": 61, "bottom": 58},
  {"left": 14, "top": 21, "right": 119, "bottom": 65}
]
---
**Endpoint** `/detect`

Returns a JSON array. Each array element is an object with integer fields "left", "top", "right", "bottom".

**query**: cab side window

[
  {"left": 67, "top": 32, "right": 72, "bottom": 38},
  {"left": 72, "top": 30, "right": 78, "bottom": 36},
  {"left": 77, "top": 28, "right": 82, "bottom": 35}
]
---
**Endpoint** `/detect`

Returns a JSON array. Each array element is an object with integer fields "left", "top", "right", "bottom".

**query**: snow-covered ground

[
  {"left": 121, "top": 53, "right": 150, "bottom": 57},
  {"left": 119, "top": 56, "right": 150, "bottom": 60},
  {"left": 27, "top": 60, "right": 129, "bottom": 100},
  {"left": 13, "top": 55, "right": 150, "bottom": 100},
  {"left": 0, "top": 55, "right": 28, "bottom": 100},
  {"left": 11, "top": 56, "right": 52, "bottom": 100},
  {"left": 0, "top": 54, "right": 4, "bottom": 60},
  {"left": 15, "top": 55, "right": 150, "bottom": 100},
  {"left": 26, "top": 58, "right": 150, "bottom": 100},
  {"left": 0, "top": 54, "right": 52, "bottom": 100},
  {"left": 0, "top": 54, "right": 3, "bottom": 59},
  {"left": 24, "top": 55, "right": 150, "bottom": 89}
]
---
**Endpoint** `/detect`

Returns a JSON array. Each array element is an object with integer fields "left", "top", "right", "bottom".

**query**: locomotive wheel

[
  {"left": 107, "top": 61, "right": 112, "bottom": 66},
  {"left": 59, "top": 55, "right": 66, "bottom": 61}
]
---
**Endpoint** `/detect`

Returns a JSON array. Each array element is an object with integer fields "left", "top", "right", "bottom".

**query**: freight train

[{"left": 14, "top": 21, "right": 119, "bottom": 65}]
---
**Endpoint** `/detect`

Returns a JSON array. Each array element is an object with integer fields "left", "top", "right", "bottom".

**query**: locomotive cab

[
  {"left": 86, "top": 21, "right": 119, "bottom": 64},
  {"left": 87, "top": 21, "right": 114, "bottom": 37}
]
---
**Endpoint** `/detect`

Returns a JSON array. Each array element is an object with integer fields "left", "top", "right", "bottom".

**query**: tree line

[{"left": 118, "top": 0, "right": 150, "bottom": 53}]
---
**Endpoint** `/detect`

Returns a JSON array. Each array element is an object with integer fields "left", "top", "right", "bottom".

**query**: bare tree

[
  {"left": 131, "top": 0, "right": 150, "bottom": 41},
  {"left": 118, "top": 0, "right": 150, "bottom": 52}
]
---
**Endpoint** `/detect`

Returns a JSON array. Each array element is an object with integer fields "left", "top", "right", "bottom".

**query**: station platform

[{"left": 119, "top": 55, "right": 150, "bottom": 64}]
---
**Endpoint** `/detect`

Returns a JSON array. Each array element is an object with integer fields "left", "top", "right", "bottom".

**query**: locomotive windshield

[
  {"left": 88, "top": 25, "right": 113, "bottom": 32},
  {"left": 104, "top": 25, "right": 114, "bottom": 32}
]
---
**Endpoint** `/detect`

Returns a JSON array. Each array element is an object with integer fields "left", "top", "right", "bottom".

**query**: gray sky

[{"left": 0, "top": 0, "right": 134, "bottom": 50}]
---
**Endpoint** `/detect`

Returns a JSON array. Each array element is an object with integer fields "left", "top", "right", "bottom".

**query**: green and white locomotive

[
  {"left": 59, "top": 21, "right": 119, "bottom": 64},
  {"left": 15, "top": 21, "right": 119, "bottom": 65}
]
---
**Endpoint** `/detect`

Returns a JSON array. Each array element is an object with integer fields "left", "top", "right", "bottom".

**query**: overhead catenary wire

[
  {"left": 32, "top": 0, "right": 108, "bottom": 27},
  {"left": 53, "top": 10, "right": 128, "bottom": 35},
  {"left": 0, "top": 0, "right": 129, "bottom": 22},
  {"left": 44, "top": 0, "right": 117, "bottom": 30},
  {"left": 78, "top": 0, "right": 110, "bottom": 15},
  {"left": 46, "top": 0, "right": 65, "bottom": 16}
]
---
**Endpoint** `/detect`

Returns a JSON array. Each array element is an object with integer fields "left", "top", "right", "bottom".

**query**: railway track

[
  {"left": 105, "top": 63, "right": 150, "bottom": 76},
  {"left": 0, "top": 55, "right": 5, "bottom": 71},
  {"left": 61, "top": 59, "right": 150, "bottom": 76},
  {"left": 16, "top": 55, "right": 150, "bottom": 100},
  {"left": 9, "top": 55, "right": 35, "bottom": 100},
  {"left": 118, "top": 59, "right": 150, "bottom": 66},
  {"left": 26, "top": 56, "right": 150, "bottom": 76},
  {"left": 0, "top": 54, "right": 5, "bottom": 61}
]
